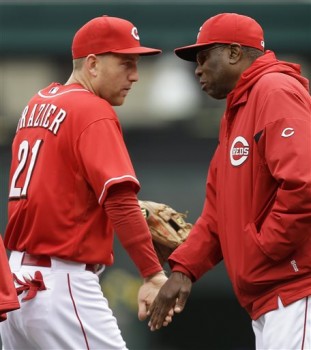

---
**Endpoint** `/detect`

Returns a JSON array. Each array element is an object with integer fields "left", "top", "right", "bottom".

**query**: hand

[
  {"left": 138, "top": 271, "right": 170, "bottom": 323},
  {"left": 147, "top": 271, "right": 192, "bottom": 331}
]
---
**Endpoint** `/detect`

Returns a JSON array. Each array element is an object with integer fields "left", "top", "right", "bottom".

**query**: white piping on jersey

[
  {"left": 98, "top": 175, "right": 140, "bottom": 204},
  {"left": 38, "top": 88, "right": 90, "bottom": 98}
]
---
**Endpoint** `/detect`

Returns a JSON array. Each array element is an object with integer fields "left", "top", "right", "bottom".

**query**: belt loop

[{"left": 9, "top": 251, "right": 24, "bottom": 271}]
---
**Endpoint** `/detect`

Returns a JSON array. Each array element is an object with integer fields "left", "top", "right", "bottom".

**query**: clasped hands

[{"left": 137, "top": 271, "right": 192, "bottom": 331}]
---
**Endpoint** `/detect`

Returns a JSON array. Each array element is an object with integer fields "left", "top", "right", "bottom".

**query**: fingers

[
  {"left": 137, "top": 273, "right": 167, "bottom": 322},
  {"left": 146, "top": 272, "right": 192, "bottom": 331},
  {"left": 163, "top": 308, "right": 174, "bottom": 326},
  {"left": 148, "top": 293, "right": 187, "bottom": 330},
  {"left": 148, "top": 302, "right": 176, "bottom": 331}
]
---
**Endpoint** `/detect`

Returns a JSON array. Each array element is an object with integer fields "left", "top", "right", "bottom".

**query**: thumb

[
  {"left": 137, "top": 300, "right": 148, "bottom": 321},
  {"left": 174, "top": 296, "right": 187, "bottom": 313}
]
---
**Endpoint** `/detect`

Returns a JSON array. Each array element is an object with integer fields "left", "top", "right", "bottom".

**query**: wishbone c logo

[
  {"left": 281, "top": 128, "right": 295, "bottom": 138},
  {"left": 131, "top": 27, "right": 140, "bottom": 41},
  {"left": 197, "top": 26, "right": 202, "bottom": 39}
]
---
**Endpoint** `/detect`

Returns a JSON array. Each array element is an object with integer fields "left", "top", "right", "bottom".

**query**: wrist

[{"left": 144, "top": 270, "right": 166, "bottom": 283}]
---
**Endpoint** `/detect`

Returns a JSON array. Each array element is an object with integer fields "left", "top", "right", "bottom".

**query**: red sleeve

[
  {"left": 257, "top": 117, "right": 311, "bottom": 260},
  {"left": 76, "top": 119, "right": 140, "bottom": 204},
  {"left": 104, "top": 183, "right": 162, "bottom": 278}
]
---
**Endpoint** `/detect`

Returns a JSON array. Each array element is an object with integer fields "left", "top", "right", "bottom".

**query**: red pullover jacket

[{"left": 169, "top": 51, "right": 311, "bottom": 320}]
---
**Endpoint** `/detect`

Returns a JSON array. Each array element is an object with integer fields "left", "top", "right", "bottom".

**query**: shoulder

[
  {"left": 256, "top": 72, "right": 297, "bottom": 89},
  {"left": 48, "top": 86, "right": 118, "bottom": 122},
  {"left": 252, "top": 73, "right": 310, "bottom": 109},
  {"left": 41, "top": 85, "right": 120, "bottom": 133}
]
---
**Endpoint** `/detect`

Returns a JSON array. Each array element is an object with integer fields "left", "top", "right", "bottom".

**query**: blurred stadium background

[{"left": 0, "top": 0, "right": 310, "bottom": 349}]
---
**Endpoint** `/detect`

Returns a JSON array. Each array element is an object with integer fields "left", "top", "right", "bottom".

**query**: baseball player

[
  {"left": 147, "top": 13, "right": 311, "bottom": 349},
  {"left": 0, "top": 16, "right": 169, "bottom": 350},
  {"left": 0, "top": 235, "right": 20, "bottom": 322}
]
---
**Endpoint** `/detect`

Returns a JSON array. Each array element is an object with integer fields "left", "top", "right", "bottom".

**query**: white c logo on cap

[
  {"left": 197, "top": 26, "right": 202, "bottom": 39},
  {"left": 131, "top": 27, "right": 140, "bottom": 41}
]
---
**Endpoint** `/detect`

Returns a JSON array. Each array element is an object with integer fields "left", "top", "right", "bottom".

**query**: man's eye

[
  {"left": 197, "top": 57, "right": 205, "bottom": 65},
  {"left": 124, "top": 61, "right": 135, "bottom": 68}
]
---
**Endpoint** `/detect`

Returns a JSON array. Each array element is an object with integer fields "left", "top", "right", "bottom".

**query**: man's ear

[
  {"left": 85, "top": 54, "right": 98, "bottom": 77},
  {"left": 228, "top": 43, "right": 243, "bottom": 64}
]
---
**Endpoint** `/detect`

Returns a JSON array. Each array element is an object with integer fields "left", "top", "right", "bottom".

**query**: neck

[
  {"left": 65, "top": 73, "right": 95, "bottom": 94},
  {"left": 65, "top": 73, "right": 82, "bottom": 86}
]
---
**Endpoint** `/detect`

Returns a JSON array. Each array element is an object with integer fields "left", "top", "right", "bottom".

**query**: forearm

[
  {"left": 256, "top": 114, "right": 311, "bottom": 260},
  {"left": 104, "top": 183, "right": 163, "bottom": 277},
  {"left": 168, "top": 213, "right": 223, "bottom": 282}
]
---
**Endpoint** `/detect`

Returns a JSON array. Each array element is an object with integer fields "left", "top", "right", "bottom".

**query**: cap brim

[
  {"left": 111, "top": 47, "right": 162, "bottom": 56},
  {"left": 174, "top": 43, "right": 211, "bottom": 62}
]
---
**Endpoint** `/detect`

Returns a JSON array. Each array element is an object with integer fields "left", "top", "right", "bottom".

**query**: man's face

[
  {"left": 195, "top": 44, "right": 236, "bottom": 100},
  {"left": 93, "top": 53, "right": 140, "bottom": 106}
]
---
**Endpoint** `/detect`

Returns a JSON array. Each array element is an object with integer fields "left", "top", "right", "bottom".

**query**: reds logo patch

[{"left": 230, "top": 136, "right": 249, "bottom": 166}]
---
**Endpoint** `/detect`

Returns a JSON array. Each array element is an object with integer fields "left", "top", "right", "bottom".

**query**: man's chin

[{"left": 111, "top": 98, "right": 125, "bottom": 107}]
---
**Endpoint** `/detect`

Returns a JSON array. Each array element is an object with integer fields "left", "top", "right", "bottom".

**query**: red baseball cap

[
  {"left": 175, "top": 13, "right": 265, "bottom": 61},
  {"left": 72, "top": 15, "right": 161, "bottom": 59}
]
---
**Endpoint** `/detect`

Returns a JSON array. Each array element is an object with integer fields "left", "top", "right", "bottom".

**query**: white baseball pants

[
  {"left": 253, "top": 296, "right": 311, "bottom": 349},
  {"left": 0, "top": 251, "right": 128, "bottom": 350}
]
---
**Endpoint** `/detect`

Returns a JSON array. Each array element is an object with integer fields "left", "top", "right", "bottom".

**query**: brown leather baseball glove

[{"left": 139, "top": 200, "right": 192, "bottom": 266}]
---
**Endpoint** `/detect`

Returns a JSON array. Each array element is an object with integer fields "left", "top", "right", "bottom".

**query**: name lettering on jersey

[
  {"left": 230, "top": 136, "right": 250, "bottom": 167},
  {"left": 16, "top": 104, "right": 67, "bottom": 135}
]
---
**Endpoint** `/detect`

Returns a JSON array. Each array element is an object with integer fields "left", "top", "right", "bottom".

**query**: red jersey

[
  {"left": 4, "top": 83, "right": 140, "bottom": 265},
  {"left": 169, "top": 51, "right": 311, "bottom": 319}
]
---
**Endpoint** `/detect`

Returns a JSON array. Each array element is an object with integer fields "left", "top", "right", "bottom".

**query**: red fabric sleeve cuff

[{"left": 168, "top": 261, "right": 196, "bottom": 282}]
